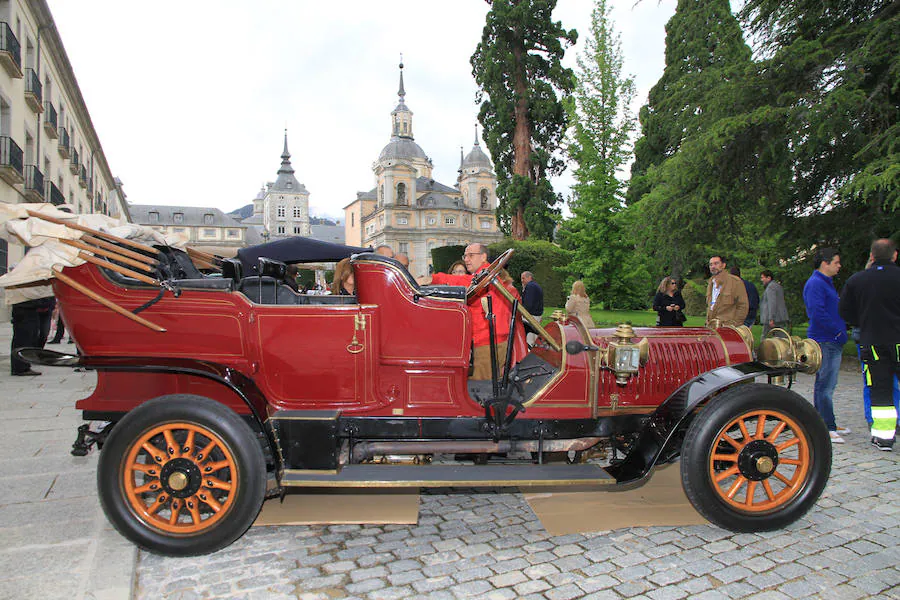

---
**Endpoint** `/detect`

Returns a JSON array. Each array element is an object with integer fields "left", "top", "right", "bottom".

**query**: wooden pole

[
  {"left": 186, "top": 247, "right": 222, "bottom": 264},
  {"left": 490, "top": 281, "right": 561, "bottom": 352},
  {"left": 52, "top": 266, "right": 166, "bottom": 333},
  {"left": 26, "top": 209, "right": 160, "bottom": 255},
  {"left": 81, "top": 234, "right": 158, "bottom": 266},
  {"left": 60, "top": 238, "right": 156, "bottom": 273},
  {"left": 76, "top": 251, "right": 162, "bottom": 286}
]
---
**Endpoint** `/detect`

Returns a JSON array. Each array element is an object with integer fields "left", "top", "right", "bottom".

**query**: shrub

[
  {"left": 431, "top": 245, "right": 467, "bottom": 274},
  {"left": 681, "top": 279, "right": 708, "bottom": 317},
  {"left": 488, "top": 239, "right": 572, "bottom": 306}
]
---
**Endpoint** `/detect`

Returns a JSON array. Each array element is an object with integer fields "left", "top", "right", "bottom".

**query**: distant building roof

[
  {"left": 130, "top": 205, "right": 245, "bottom": 228},
  {"left": 415, "top": 192, "right": 465, "bottom": 209},
  {"left": 309, "top": 224, "right": 345, "bottom": 245},
  {"left": 415, "top": 177, "right": 457, "bottom": 194}
]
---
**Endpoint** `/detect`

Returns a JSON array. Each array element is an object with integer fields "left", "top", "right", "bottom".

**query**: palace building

[{"left": 343, "top": 63, "right": 502, "bottom": 277}]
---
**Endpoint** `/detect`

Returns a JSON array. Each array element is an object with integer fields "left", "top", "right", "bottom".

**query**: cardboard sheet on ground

[
  {"left": 253, "top": 489, "right": 420, "bottom": 526},
  {"left": 523, "top": 463, "right": 707, "bottom": 535}
]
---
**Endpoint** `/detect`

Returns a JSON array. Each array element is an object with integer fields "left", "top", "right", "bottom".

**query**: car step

[{"left": 281, "top": 463, "right": 615, "bottom": 488}]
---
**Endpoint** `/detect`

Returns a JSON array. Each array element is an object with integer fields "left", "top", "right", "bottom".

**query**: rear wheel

[
  {"left": 97, "top": 394, "right": 266, "bottom": 556},
  {"left": 681, "top": 383, "right": 831, "bottom": 531}
]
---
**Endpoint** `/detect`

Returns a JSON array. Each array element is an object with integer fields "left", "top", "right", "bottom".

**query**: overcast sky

[{"left": 46, "top": 0, "right": 676, "bottom": 220}]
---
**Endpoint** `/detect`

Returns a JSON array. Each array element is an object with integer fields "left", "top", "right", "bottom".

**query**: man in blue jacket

[
  {"left": 840, "top": 239, "right": 900, "bottom": 451},
  {"left": 803, "top": 247, "right": 849, "bottom": 443}
]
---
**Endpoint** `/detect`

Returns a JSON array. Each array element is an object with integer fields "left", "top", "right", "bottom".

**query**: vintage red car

[{"left": 10, "top": 219, "right": 830, "bottom": 557}]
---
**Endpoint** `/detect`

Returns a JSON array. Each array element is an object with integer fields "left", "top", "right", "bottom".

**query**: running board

[{"left": 280, "top": 463, "right": 615, "bottom": 488}]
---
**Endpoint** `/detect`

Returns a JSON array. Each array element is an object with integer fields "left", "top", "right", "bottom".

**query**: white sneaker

[
  {"left": 829, "top": 431, "right": 845, "bottom": 444},
  {"left": 836, "top": 426, "right": 852, "bottom": 435}
]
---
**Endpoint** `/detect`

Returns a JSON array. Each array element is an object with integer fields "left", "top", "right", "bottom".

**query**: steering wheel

[{"left": 466, "top": 248, "right": 515, "bottom": 300}]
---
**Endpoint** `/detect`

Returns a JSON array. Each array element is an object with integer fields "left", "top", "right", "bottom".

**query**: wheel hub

[
  {"left": 159, "top": 458, "right": 202, "bottom": 498},
  {"left": 737, "top": 439, "right": 779, "bottom": 481}
]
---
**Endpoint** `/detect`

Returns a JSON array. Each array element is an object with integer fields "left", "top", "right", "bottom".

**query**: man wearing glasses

[
  {"left": 705, "top": 254, "right": 749, "bottom": 328},
  {"left": 424, "top": 243, "right": 514, "bottom": 380}
]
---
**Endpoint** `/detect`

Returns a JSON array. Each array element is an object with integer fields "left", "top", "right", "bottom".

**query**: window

[
  {"left": 173, "top": 212, "right": 184, "bottom": 224},
  {"left": 397, "top": 215, "right": 408, "bottom": 225},
  {"left": 379, "top": 215, "right": 385, "bottom": 228},
  {"left": 172, "top": 227, "right": 185, "bottom": 234},
  {"left": 277, "top": 225, "right": 285, "bottom": 234},
  {"left": 226, "top": 229, "right": 239, "bottom": 239},
  {"left": 149, "top": 212, "right": 159, "bottom": 223},
  {"left": 202, "top": 228, "right": 216, "bottom": 237},
  {"left": 480, "top": 189, "right": 489, "bottom": 209},
  {"left": 399, "top": 242, "right": 408, "bottom": 254},
  {"left": 445, "top": 216, "right": 456, "bottom": 226},
  {"left": 480, "top": 219, "right": 492, "bottom": 230},
  {"left": 294, "top": 226, "right": 302, "bottom": 234},
  {"left": 277, "top": 206, "right": 285, "bottom": 218},
  {"left": 428, "top": 217, "right": 436, "bottom": 225},
  {"left": 293, "top": 206, "right": 302, "bottom": 218},
  {"left": 397, "top": 182, "right": 407, "bottom": 205},
  {"left": 203, "top": 213, "right": 214, "bottom": 225},
  {"left": 351, "top": 213, "right": 355, "bottom": 226}
]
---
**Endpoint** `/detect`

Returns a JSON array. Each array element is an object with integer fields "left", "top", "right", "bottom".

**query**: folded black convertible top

[{"left": 237, "top": 236, "right": 371, "bottom": 274}]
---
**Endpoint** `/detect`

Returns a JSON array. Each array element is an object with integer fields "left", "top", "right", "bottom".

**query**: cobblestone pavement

[{"left": 1, "top": 320, "right": 898, "bottom": 599}]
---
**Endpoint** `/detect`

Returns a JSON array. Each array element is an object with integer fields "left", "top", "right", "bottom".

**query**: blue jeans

[
  {"left": 814, "top": 342, "right": 844, "bottom": 431},
  {"left": 859, "top": 345, "right": 900, "bottom": 425}
]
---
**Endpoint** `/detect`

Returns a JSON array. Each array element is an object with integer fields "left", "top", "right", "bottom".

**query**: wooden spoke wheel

[
  {"left": 681, "top": 384, "right": 831, "bottom": 532},
  {"left": 98, "top": 395, "right": 266, "bottom": 556}
]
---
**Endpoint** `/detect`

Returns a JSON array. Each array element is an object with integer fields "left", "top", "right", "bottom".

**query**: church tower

[{"left": 258, "top": 131, "right": 310, "bottom": 238}]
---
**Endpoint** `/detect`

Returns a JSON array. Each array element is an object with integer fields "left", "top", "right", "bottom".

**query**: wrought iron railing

[
  {"left": 0, "top": 136, "right": 24, "bottom": 175},
  {"left": 47, "top": 181, "right": 65, "bottom": 206},
  {"left": 24, "top": 68, "right": 42, "bottom": 103},
  {"left": 24, "top": 165, "right": 44, "bottom": 198},
  {"left": 0, "top": 22, "right": 21, "bottom": 72},
  {"left": 71, "top": 148, "right": 80, "bottom": 168},
  {"left": 58, "top": 127, "right": 70, "bottom": 151},
  {"left": 79, "top": 165, "right": 87, "bottom": 187},
  {"left": 44, "top": 101, "right": 58, "bottom": 130}
]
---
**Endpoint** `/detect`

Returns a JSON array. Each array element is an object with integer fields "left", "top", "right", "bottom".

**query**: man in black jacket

[
  {"left": 520, "top": 271, "right": 543, "bottom": 344},
  {"left": 840, "top": 238, "right": 900, "bottom": 451}
]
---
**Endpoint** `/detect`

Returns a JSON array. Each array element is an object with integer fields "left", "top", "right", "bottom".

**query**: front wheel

[
  {"left": 97, "top": 394, "right": 266, "bottom": 556},
  {"left": 681, "top": 383, "right": 831, "bottom": 532}
]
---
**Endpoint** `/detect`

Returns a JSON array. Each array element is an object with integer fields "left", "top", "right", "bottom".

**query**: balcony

[
  {"left": 57, "top": 127, "right": 70, "bottom": 158},
  {"left": 43, "top": 102, "right": 58, "bottom": 139},
  {"left": 23, "top": 165, "right": 44, "bottom": 202},
  {"left": 24, "top": 68, "right": 43, "bottom": 113},
  {"left": 86, "top": 178, "right": 93, "bottom": 197},
  {"left": 0, "top": 136, "right": 24, "bottom": 185},
  {"left": 69, "top": 148, "right": 79, "bottom": 174},
  {"left": 46, "top": 180, "right": 65, "bottom": 206},
  {"left": 79, "top": 165, "right": 87, "bottom": 188},
  {"left": 0, "top": 22, "right": 22, "bottom": 78}
]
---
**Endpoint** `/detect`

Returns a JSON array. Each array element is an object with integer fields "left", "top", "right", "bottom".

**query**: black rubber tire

[
  {"left": 680, "top": 383, "right": 831, "bottom": 532},
  {"left": 97, "top": 394, "right": 266, "bottom": 556}
]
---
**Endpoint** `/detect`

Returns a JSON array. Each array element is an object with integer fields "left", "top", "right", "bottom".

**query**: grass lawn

[{"left": 542, "top": 307, "right": 858, "bottom": 357}]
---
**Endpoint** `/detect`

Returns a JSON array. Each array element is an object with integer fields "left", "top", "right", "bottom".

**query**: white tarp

[{"left": 0, "top": 202, "right": 185, "bottom": 305}]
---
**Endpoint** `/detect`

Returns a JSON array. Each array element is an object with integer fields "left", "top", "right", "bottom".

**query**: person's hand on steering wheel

[{"left": 466, "top": 248, "right": 514, "bottom": 300}]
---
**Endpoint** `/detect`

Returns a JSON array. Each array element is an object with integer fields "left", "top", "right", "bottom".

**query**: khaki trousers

[{"left": 472, "top": 341, "right": 508, "bottom": 380}]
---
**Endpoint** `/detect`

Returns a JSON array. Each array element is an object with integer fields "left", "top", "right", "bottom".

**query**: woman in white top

[{"left": 565, "top": 280, "right": 595, "bottom": 328}]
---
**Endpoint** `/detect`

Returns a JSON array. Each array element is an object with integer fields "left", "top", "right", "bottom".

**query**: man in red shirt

[{"left": 428, "top": 243, "right": 513, "bottom": 379}]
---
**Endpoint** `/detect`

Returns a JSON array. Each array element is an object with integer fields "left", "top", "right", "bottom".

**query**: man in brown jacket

[{"left": 706, "top": 254, "right": 749, "bottom": 327}]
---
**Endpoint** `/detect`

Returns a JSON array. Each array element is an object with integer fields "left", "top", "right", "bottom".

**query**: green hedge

[
  {"left": 430, "top": 245, "right": 467, "bottom": 274},
  {"left": 488, "top": 239, "right": 572, "bottom": 306},
  {"left": 681, "top": 278, "right": 708, "bottom": 317}
]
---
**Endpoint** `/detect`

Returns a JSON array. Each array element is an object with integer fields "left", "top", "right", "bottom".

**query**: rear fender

[
  {"left": 17, "top": 347, "right": 280, "bottom": 469},
  {"left": 605, "top": 362, "right": 791, "bottom": 484}
]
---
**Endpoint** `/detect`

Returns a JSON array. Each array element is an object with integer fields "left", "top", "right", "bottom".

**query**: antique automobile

[{"left": 2, "top": 206, "right": 830, "bottom": 557}]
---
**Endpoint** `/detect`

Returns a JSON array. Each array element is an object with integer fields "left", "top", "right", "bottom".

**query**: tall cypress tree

[
  {"left": 558, "top": 0, "right": 649, "bottom": 308},
  {"left": 471, "top": 0, "right": 577, "bottom": 240}
]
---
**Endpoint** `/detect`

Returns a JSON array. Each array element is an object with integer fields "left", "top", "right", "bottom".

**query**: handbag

[{"left": 675, "top": 310, "right": 687, "bottom": 324}]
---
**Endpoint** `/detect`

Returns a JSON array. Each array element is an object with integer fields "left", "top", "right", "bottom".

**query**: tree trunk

[{"left": 511, "top": 36, "right": 531, "bottom": 240}]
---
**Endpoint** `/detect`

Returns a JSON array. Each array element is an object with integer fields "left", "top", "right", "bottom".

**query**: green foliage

[
  {"left": 680, "top": 279, "right": 708, "bottom": 317},
  {"left": 430, "top": 245, "right": 467, "bottom": 274},
  {"left": 471, "top": 0, "right": 577, "bottom": 240},
  {"left": 487, "top": 238, "right": 571, "bottom": 306},
  {"left": 557, "top": 0, "right": 649, "bottom": 311},
  {"left": 297, "top": 269, "right": 316, "bottom": 291}
]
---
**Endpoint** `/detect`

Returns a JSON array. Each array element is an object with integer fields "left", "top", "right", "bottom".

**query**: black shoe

[
  {"left": 12, "top": 369, "right": 42, "bottom": 377},
  {"left": 47, "top": 339, "right": 62, "bottom": 345},
  {"left": 871, "top": 437, "right": 894, "bottom": 452}
]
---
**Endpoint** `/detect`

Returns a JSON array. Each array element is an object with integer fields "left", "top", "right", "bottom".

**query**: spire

[
  {"left": 398, "top": 55, "right": 406, "bottom": 102},
  {"left": 278, "top": 129, "right": 294, "bottom": 175},
  {"left": 474, "top": 123, "right": 480, "bottom": 146},
  {"left": 390, "top": 58, "right": 414, "bottom": 140}
]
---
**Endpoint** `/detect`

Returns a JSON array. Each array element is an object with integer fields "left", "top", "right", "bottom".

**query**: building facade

[
  {"left": 0, "top": 0, "right": 130, "bottom": 316},
  {"left": 242, "top": 132, "right": 310, "bottom": 242},
  {"left": 344, "top": 63, "right": 502, "bottom": 277},
  {"left": 130, "top": 205, "right": 248, "bottom": 257}
]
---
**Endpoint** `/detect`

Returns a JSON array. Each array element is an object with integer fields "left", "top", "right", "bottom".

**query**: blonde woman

[
  {"left": 653, "top": 276, "right": 686, "bottom": 326},
  {"left": 565, "top": 281, "right": 594, "bottom": 328}
]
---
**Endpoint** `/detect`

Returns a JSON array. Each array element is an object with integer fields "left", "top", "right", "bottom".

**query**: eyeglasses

[{"left": 462, "top": 252, "right": 484, "bottom": 259}]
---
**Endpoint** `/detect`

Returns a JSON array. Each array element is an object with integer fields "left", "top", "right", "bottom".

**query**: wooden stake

[
  {"left": 26, "top": 209, "right": 160, "bottom": 255},
  {"left": 61, "top": 238, "right": 155, "bottom": 273},
  {"left": 186, "top": 247, "right": 222, "bottom": 268},
  {"left": 76, "top": 251, "right": 162, "bottom": 286},
  {"left": 81, "top": 234, "right": 158, "bottom": 266},
  {"left": 52, "top": 266, "right": 166, "bottom": 333}
]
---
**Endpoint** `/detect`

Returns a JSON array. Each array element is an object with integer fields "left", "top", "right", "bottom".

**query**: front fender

[{"left": 605, "top": 362, "right": 793, "bottom": 484}]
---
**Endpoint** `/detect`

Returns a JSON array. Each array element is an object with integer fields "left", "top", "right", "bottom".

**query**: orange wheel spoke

[
  {"left": 737, "top": 419, "right": 750, "bottom": 441},
  {"left": 195, "top": 440, "right": 217, "bottom": 462},
  {"left": 133, "top": 480, "right": 162, "bottom": 494},
  {"left": 130, "top": 462, "right": 159, "bottom": 475},
  {"left": 745, "top": 481, "right": 758, "bottom": 506},
  {"left": 766, "top": 421, "right": 787, "bottom": 442},
  {"left": 762, "top": 479, "right": 776, "bottom": 501},
  {"left": 203, "top": 476, "right": 233, "bottom": 491},
  {"left": 712, "top": 453, "right": 738, "bottom": 462},
  {"left": 182, "top": 430, "right": 196, "bottom": 455},
  {"left": 200, "top": 459, "right": 231, "bottom": 474},
  {"left": 719, "top": 435, "right": 743, "bottom": 450},
  {"left": 727, "top": 476, "right": 747, "bottom": 499},
  {"left": 754, "top": 416, "right": 766, "bottom": 439},
  {"left": 146, "top": 498, "right": 165, "bottom": 515},
  {"left": 163, "top": 430, "right": 180, "bottom": 459},
  {"left": 169, "top": 500, "right": 181, "bottom": 525},
  {"left": 773, "top": 470, "right": 793, "bottom": 485},
  {"left": 777, "top": 438, "right": 800, "bottom": 452},
  {"left": 779, "top": 458, "right": 802, "bottom": 466},
  {"left": 198, "top": 490, "right": 223, "bottom": 512},
  {"left": 186, "top": 496, "right": 202, "bottom": 525},
  {"left": 141, "top": 441, "right": 166, "bottom": 464},
  {"left": 714, "top": 466, "right": 740, "bottom": 482}
]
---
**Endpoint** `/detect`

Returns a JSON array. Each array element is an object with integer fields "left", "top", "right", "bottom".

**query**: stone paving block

[
  {"left": 489, "top": 571, "right": 527, "bottom": 588},
  {"left": 344, "top": 578, "right": 387, "bottom": 595},
  {"left": 576, "top": 574, "right": 618, "bottom": 593},
  {"left": 545, "top": 582, "right": 586, "bottom": 600},
  {"left": 388, "top": 570, "right": 426, "bottom": 586},
  {"left": 646, "top": 586, "right": 689, "bottom": 600},
  {"left": 712, "top": 564, "right": 753, "bottom": 584},
  {"left": 449, "top": 579, "right": 493, "bottom": 598},
  {"left": 513, "top": 579, "right": 552, "bottom": 595}
]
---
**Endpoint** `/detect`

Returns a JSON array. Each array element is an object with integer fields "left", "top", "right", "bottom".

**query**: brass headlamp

[
  {"left": 757, "top": 328, "right": 821, "bottom": 374},
  {"left": 601, "top": 324, "right": 650, "bottom": 385}
]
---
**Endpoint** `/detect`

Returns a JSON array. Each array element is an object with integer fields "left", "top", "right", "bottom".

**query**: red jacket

[{"left": 431, "top": 264, "right": 514, "bottom": 347}]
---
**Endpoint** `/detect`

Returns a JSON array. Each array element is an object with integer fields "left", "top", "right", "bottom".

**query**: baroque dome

[
  {"left": 378, "top": 137, "right": 429, "bottom": 162},
  {"left": 462, "top": 142, "right": 492, "bottom": 170}
]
